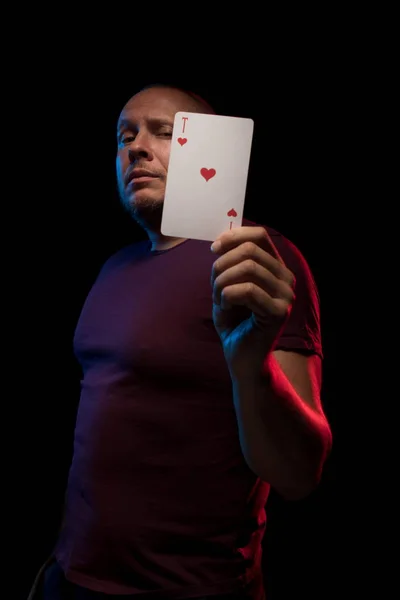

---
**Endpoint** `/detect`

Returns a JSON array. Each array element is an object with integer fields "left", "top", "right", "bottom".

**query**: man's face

[{"left": 116, "top": 87, "right": 200, "bottom": 224}]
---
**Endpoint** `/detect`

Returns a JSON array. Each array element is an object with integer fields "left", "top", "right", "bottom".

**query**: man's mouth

[{"left": 127, "top": 169, "right": 158, "bottom": 185}]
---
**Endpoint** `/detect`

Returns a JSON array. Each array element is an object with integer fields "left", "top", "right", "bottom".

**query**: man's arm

[{"left": 231, "top": 349, "right": 332, "bottom": 501}]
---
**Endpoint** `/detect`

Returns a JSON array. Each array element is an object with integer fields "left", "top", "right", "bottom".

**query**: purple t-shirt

[{"left": 54, "top": 220, "right": 323, "bottom": 598}]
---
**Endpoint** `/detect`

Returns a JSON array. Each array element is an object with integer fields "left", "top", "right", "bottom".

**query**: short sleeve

[{"left": 272, "top": 234, "right": 323, "bottom": 360}]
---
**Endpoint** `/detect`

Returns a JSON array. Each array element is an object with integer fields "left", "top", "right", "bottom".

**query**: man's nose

[{"left": 128, "top": 135, "right": 152, "bottom": 162}]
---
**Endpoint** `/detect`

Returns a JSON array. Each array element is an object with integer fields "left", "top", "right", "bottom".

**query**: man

[{"left": 31, "top": 84, "right": 332, "bottom": 599}]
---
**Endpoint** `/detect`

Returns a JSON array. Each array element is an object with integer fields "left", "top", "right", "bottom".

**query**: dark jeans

[{"left": 28, "top": 557, "right": 246, "bottom": 600}]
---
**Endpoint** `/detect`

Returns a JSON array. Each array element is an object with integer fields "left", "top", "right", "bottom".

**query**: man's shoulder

[
  {"left": 243, "top": 218, "right": 304, "bottom": 263},
  {"left": 243, "top": 216, "right": 286, "bottom": 240}
]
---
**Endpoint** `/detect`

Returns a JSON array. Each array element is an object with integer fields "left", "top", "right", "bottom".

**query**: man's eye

[{"left": 122, "top": 135, "right": 135, "bottom": 144}]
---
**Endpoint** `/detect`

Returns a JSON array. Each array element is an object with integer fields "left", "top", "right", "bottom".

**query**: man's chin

[{"left": 122, "top": 193, "right": 164, "bottom": 229}]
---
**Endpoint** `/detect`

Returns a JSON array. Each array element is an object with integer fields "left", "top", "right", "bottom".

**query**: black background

[{"left": 10, "top": 28, "right": 360, "bottom": 599}]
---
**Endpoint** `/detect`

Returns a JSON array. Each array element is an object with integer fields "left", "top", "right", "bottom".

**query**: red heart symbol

[
  {"left": 200, "top": 168, "right": 216, "bottom": 182},
  {"left": 227, "top": 208, "right": 237, "bottom": 217},
  {"left": 177, "top": 137, "right": 187, "bottom": 146}
]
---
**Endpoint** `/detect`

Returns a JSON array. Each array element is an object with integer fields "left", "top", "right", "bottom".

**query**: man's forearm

[{"left": 231, "top": 353, "right": 332, "bottom": 500}]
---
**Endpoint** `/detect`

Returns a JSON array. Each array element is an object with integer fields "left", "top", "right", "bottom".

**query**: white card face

[{"left": 161, "top": 111, "right": 254, "bottom": 242}]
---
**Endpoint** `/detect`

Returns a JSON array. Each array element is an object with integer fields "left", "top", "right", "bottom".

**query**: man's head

[{"left": 116, "top": 84, "right": 215, "bottom": 229}]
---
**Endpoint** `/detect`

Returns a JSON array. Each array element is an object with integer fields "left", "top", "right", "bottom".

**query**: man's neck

[{"left": 147, "top": 231, "right": 187, "bottom": 252}]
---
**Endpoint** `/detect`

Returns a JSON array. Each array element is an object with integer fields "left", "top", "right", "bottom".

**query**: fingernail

[{"left": 211, "top": 240, "right": 221, "bottom": 253}]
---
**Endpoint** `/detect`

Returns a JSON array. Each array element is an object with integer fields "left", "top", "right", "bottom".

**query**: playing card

[{"left": 161, "top": 111, "right": 254, "bottom": 242}]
